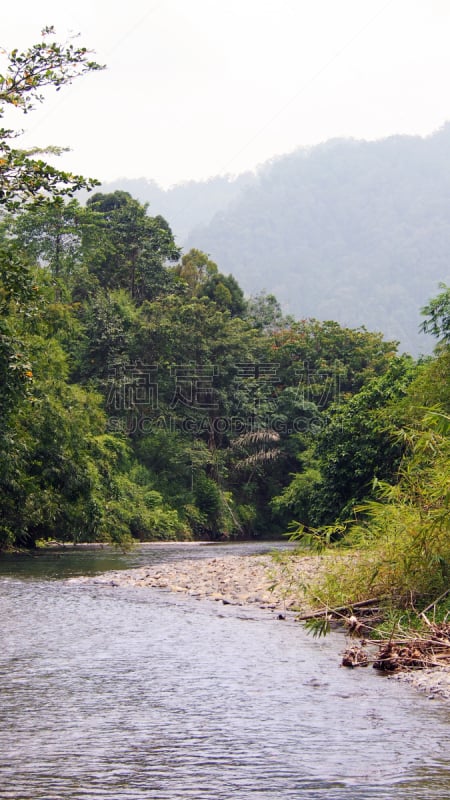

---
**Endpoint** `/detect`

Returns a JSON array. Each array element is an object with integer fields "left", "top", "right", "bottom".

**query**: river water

[{"left": 0, "top": 542, "right": 449, "bottom": 800}]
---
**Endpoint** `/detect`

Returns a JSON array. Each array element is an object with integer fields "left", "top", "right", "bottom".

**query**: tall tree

[
  {"left": 0, "top": 26, "right": 103, "bottom": 209},
  {"left": 0, "top": 27, "right": 103, "bottom": 427},
  {"left": 172, "top": 248, "right": 218, "bottom": 296},
  {"left": 10, "top": 199, "right": 84, "bottom": 280},
  {"left": 84, "top": 191, "right": 180, "bottom": 302}
]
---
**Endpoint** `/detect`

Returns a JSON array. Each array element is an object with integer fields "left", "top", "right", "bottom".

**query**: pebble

[
  {"left": 391, "top": 667, "right": 450, "bottom": 700},
  {"left": 78, "top": 553, "right": 323, "bottom": 612}
]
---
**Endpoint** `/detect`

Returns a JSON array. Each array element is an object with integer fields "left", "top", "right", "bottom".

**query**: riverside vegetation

[{"left": 0, "top": 30, "right": 449, "bottom": 655}]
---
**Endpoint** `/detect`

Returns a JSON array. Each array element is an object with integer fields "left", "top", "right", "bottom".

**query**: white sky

[{"left": 2, "top": 0, "right": 450, "bottom": 188}]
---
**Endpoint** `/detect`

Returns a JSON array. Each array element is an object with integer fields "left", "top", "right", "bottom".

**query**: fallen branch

[{"left": 421, "top": 589, "right": 450, "bottom": 616}]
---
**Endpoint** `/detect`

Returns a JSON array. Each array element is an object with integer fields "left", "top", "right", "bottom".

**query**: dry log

[{"left": 372, "top": 623, "right": 450, "bottom": 672}]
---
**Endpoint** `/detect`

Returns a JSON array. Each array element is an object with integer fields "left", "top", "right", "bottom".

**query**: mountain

[
  {"left": 98, "top": 173, "right": 253, "bottom": 245},
  {"left": 102, "top": 125, "right": 450, "bottom": 355}
]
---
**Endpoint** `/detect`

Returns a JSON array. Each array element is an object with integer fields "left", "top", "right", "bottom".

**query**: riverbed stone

[{"left": 83, "top": 552, "right": 324, "bottom": 613}]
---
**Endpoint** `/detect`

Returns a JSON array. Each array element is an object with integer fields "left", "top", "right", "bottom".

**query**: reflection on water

[
  {"left": 0, "top": 540, "right": 294, "bottom": 580},
  {"left": 0, "top": 545, "right": 449, "bottom": 799}
]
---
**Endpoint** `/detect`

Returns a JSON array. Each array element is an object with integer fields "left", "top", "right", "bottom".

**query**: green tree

[
  {"left": 172, "top": 248, "right": 218, "bottom": 296},
  {"left": 245, "top": 291, "right": 291, "bottom": 332},
  {"left": 198, "top": 271, "right": 246, "bottom": 316},
  {"left": 420, "top": 283, "right": 450, "bottom": 344},
  {"left": 316, "top": 407, "right": 450, "bottom": 610},
  {"left": 0, "top": 28, "right": 103, "bottom": 435},
  {"left": 10, "top": 198, "right": 84, "bottom": 280},
  {"left": 269, "top": 354, "right": 414, "bottom": 532},
  {"left": 76, "top": 289, "right": 138, "bottom": 381},
  {"left": 0, "top": 237, "right": 37, "bottom": 425},
  {"left": 84, "top": 191, "right": 180, "bottom": 302},
  {"left": 173, "top": 248, "right": 246, "bottom": 316},
  {"left": 0, "top": 26, "right": 103, "bottom": 209},
  {"left": 268, "top": 319, "right": 397, "bottom": 401}
]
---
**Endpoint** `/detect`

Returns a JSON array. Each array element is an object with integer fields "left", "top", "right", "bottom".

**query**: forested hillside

[
  {"left": 105, "top": 127, "right": 450, "bottom": 356},
  {"left": 187, "top": 126, "right": 450, "bottom": 355},
  {"left": 2, "top": 183, "right": 404, "bottom": 548}
]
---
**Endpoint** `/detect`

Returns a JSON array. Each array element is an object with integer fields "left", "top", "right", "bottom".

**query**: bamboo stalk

[{"left": 297, "top": 597, "right": 380, "bottom": 621}]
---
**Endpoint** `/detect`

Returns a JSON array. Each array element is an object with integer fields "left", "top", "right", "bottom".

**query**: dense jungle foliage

[
  {"left": 0, "top": 29, "right": 448, "bottom": 601},
  {"left": 108, "top": 128, "right": 450, "bottom": 356}
]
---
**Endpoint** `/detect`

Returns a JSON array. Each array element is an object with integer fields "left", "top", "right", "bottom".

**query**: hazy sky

[{"left": 2, "top": 0, "right": 450, "bottom": 187}]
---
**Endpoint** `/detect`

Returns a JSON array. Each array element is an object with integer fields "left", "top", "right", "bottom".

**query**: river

[{"left": 0, "top": 542, "right": 449, "bottom": 799}]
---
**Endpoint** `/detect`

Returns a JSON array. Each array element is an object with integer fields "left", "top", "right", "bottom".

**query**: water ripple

[{"left": 0, "top": 552, "right": 449, "bottom": 799}]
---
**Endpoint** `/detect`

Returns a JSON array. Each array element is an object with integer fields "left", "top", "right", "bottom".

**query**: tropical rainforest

[
  {"left": 0, "top": 25, "right": 448, "bottom": 624},
  {"left": 109, "top": 125, "right": 450, "bottom": 356}
]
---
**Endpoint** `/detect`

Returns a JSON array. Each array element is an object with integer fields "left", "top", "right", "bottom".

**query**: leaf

[{"left": 304, "top": 615, "right": 332, "bottom": 638}]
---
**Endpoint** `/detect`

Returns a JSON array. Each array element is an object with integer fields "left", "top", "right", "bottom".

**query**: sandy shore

[{"left": 75, "top": 551, "right": 450, "bottom": 700}]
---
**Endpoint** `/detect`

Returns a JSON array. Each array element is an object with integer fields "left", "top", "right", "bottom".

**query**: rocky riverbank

[
  {"left": 391, "top": 667, "right": 450, "bottom": 700},
  {"left": 77, "top": 552, "right": 324, "bottom": 612},
  {"left": 74, "top": 551, "right": 450, "bottom": 700}
]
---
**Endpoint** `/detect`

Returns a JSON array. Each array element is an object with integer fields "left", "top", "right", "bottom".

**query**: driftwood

[
  {"left": 300, "top": 593, "right": 450, "bottom": 673},
  {"left": 341, "top": 621, "right": 450, "bottom": 672},
  {"left": 341, "top": 646, "right": 369, "bottom": 668}
]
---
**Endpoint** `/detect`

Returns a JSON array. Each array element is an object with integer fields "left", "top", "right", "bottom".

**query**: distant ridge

[
  {"left": 102, "top": 125, "right": 450, "bottom": 355},
  {"left": 99, "top": 173, "right": 254, "bottom": 245}
]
